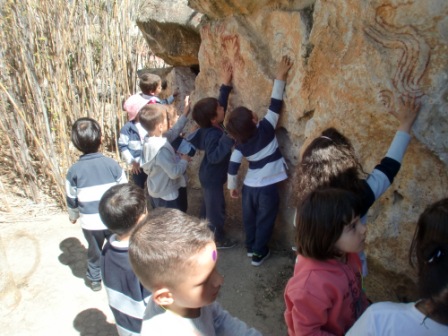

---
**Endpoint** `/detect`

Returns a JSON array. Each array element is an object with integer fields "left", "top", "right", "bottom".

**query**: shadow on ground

[
  {"left": 58, "top": 237, "right": 87, "bottom": 279},
  {"left": 74, "top": 308, "right": 118, "bottom": 336}
]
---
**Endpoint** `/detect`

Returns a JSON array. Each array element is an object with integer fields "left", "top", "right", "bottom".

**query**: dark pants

[
  {"left": 152, "top": 187, "right": 188, "bottom": 213},
  {"left": 82, "top": 228, "right": 112, "bottom": 282},
  {"left": 132, "top": 170, "right": 148, "bottom": 189},
  {"left": 200, "top": 185, "right": 225, "bottom": 241},
  {"left": 242, "top": 184, "right": 279, "bottom": 256}
]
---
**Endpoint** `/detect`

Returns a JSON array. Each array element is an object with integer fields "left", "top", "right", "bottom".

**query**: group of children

[{"left": 65, "top": 55, "right": 448, "bottom": 335}]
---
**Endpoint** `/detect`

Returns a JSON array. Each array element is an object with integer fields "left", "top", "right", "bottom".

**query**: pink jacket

[{"left": 284, "top": 254, "right": 369, "bottom": 336}]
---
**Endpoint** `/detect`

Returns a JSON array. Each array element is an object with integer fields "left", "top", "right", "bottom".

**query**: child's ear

[{"left": 153, "top": 288, "right": 174, "bottom": 306}]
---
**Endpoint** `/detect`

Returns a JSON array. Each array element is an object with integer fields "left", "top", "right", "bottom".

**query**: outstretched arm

[{"left": 389, "top": 95, "right": 420, "bottom": 134}]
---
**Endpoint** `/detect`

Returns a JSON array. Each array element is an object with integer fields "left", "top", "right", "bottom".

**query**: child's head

[
  {"left": 192, "top": 97, "right": 224, "bottom": 128},
  {"left": 296, "top": 127, "right": 364, "bottom": 203},
  {"left": 409, "top": 198, "right": 448, "bottom": 322},
  {"left": 139, "top": 73, "right": 162, "bottom": 96},
  {"left": 295, "top": 188, "right": 365, "bottom": 260},
  {"left": 123, "top": 94, "right": 150, "bottom": 121},
  {"left": 225, "top": 106, "right": 257, "bottom": 143},
  {"left": 138, "top": 104, "right": 167, "bottom": 135},
  {"left": 71, "top": 117, "right": 102, "bottom": 154},
  {"left": 98, "top": 184, "right": 146, "bottom": 236},
  {"left": 129, "top": 208, "right": 223, "bottom": 314}
]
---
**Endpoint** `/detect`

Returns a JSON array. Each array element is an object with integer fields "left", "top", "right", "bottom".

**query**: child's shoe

[
  {"left": 251, "top": 249, "right": 270, "bottom": 266},
  {"left": 247, "top": 250, "right": 253, "bottom": 258},
  {"left": 90, "top": 281, "right": 102, "bottom": 292},
  {"left": 216, "top": 238, "right": 237, "bottom": 249}
]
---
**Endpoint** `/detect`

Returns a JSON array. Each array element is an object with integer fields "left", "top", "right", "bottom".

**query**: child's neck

[
  {"left": 334, "top": 253, "right": 347, "bottom": 263},
  {"left": 165, "top": 305, "right": 201, "bottom": 319},
  {"left": 115, "top": 233, "right": 130, "bottom": 242}
]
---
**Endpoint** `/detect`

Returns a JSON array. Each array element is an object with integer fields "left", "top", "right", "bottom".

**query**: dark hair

[
  {"left": 139, "top": 104, "right": 165, "bottom": 132},
  {"left": 71, "top": 117, "right": 101, "bottom": 154},
  {"left": 192, "top": 97, "right": 218, "bottom": 128},
  {"left": 295, "top": 188, "right": 362, "bottom": 260},
  {"left": 139, "top": 73, "right": 162, "bottom": 95},
  {"left": 128, "top": 208, "right": 214, "bottom": 290},
  {"left": 225, "top": 106, "right": 257, "bottom": 143},
  {"left": 409, "top": 198, "right": 448, "bottom": 323},
  {"left": 98, "top": 184, "right": 146, "bottom": 236},
  {"left": 296, "top": 128, "right": 366, "bottom": 205}
]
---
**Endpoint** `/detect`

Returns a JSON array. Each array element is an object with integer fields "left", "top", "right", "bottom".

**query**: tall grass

[{"left": 0, "top": 0, "right": 155, "bottom": 206}]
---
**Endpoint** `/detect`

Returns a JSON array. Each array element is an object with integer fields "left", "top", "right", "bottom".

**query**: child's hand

[
  {"left": 180, "top": 153, "right": 191, "bottom": 162},
  {"left": 131, "top": 161, "right": 141, "bottom": 174},
  {"left": 229, "top": 189, "right": 240, "bottom": 199},
  {"left": 221, "top": 62, "right": 233, "bottom": 86},
  {"left": 183, "top": 95, "right": 190, "bottom": 116},
  {"left": 389, "top": 95, "right": 421, "bottom": 133},
  {"left": 276, "top": 55, "right": 293, "bottom": 81},
  {"left": 70, "top": 218, "right": 77, "bottom": 224}
]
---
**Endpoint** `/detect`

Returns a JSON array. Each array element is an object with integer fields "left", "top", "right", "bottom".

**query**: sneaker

[
  {"left": 216, "top": 238, "right": 237, "bottom": 250},
  {"left": 247, "top": 251, "right": 253, "bottom": 258},
  {"left": 251, "top": 250, "right": 270, "bottom": 266},
  {"left": 90, "top": 281, "right": 102, "bottom": 292}
]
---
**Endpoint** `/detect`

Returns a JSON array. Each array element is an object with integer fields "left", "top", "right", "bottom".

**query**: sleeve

[
  {"left": 204, "top": 132, "right": 234, "bottom": 164},
  {"left": 218, "top": 85, "right": 232, "bottom": 113},
  {"left": 164, "top": 115, "right": 188, "bottom": 143},
  {"left": 159, "top": 95, "right": 175, "bottom": 105},
  {"left": 118, "top": 125, "right": 135, "bottom": 164},
  {"left": 156, "top": 147, "right": 188, "bottom": 179},
  {"left": 264, "top": 79, "right": 286, "bottom": 127},
  {"left": 212, "top": 302, "right": 262, "bottom": 336},
  {"left": 227, "top": 149, "right": 243, "bottom": 190},
  {"left": 65, "top": 169, "right": 79, "bottom": 221},
  {"left": 116, "top": 168, "right": 128, "bottom": 184},
  {"left": 345, "top": 307, "right": 376, "bottom": 336}
]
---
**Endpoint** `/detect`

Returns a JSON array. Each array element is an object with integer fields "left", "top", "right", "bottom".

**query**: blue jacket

[{"left": 118, "top": 121, "right": 144, "bottom": 165}]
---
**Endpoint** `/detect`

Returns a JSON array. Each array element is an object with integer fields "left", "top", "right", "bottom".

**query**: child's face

[
  {"left": 213, "top": 104, "right": 225, "bottom": 125},
  {"left": 168, "top": 242, "right": 223, "bottom": 314},
  {"left": 334, "top": 216, "right": 367, "bottom": 255},
  {"left": 154, "top": 82, "right": 162, "bottom": 96}
]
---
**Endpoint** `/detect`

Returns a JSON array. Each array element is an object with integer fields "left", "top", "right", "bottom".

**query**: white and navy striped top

[{"left": 228, "top": 80, "right": 288, "bottom": 189}]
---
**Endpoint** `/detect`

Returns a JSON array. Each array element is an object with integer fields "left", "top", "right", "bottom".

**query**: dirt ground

[{"left": 0, "top": 187, "right": 295, "bottom": 336}]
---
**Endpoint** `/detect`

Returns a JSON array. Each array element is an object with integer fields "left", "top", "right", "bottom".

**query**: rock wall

[{"left": 137, "top": 0, "right": 448, "bottom": 288}]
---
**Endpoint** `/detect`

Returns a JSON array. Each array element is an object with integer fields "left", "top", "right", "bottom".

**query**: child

[
  {"left": 139, "top": 72, "right": 178, "bottom": 105},
  {"left": 284, "top": 188, "right": 370, "bottom": 335},
  {"left": 119, "top": 94, "right": 152, "bottom": 189},
  {"left": 347, "top": 198, "right": 448, "bottom": 335},
  {"left": 187, "top": 63, "right": 236, "bottom": 249},
  {"left": 296, "top": 96, "right": 421, "bottom": 275},
  {"left": 98, "top": 184, "right": 151, "bottom": 336},
  {"left": 225, "top": 55, "right": 293, "bottom": 265},
  {"left": 140, "top": 101, "right": 191, "bottom": 211},
  {"left": 128, "top": 208, "right": 262, "bottom": 335},
  {"left": 65, "top": 117, "right": 127, "bottom": 291}
]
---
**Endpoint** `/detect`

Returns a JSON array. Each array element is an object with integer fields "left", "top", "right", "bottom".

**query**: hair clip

[
  {"left": 427, "top": 249, "right": 443, "bottom": 264},
  {"left": 320, "top": 136, "right": 332, "bottom": 141}
]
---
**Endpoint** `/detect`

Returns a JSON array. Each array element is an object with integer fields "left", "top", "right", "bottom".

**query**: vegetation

[{"left": 0, "top": 0, "right": 157, "bottom": 206}]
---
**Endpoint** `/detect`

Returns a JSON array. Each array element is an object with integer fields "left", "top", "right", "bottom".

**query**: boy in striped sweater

[{"left": 225, "top": 56, "right": 293, "bottom": 266}]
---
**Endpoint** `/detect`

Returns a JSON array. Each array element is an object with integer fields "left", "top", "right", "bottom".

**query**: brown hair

[
  {"left": 192, "top": 97, "right": 218, "bottom": 128},
  {"left": 225, "top": 106, "right": 257, "bottom": 143},
  {"left": 128, "top": 208, "right": 214, "bottom": 290},
  {"left": 71, "top": 117, "right": 102, "bottom": 154},
  {"left": 139, "top": 73, "right": 162, "bottom": 95},
  {"left": 138, "top": 104, "right": 165, "bottom": 132}
]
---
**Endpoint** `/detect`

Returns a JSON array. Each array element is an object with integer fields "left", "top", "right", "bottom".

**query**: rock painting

[{"left": 365, "top": 4, "right": 430, "bottom": 108}]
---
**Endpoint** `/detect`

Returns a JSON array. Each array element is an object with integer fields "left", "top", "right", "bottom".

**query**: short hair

[
  {"left": 409, "top": 198, "right": 448, "bottom": 321},
  {"left": 98, "top": 184, "right": 146, "bottom": 236},
  {"left": 139, "top": 73, "right": 161, "bottom": 95},
  {"left": 295, "top": 188, "right": 362, "bottom": 260},
  {"left": 138, "top": 104, "right": 165, "bottom": 132},
  {"left": 296, "top": 127, "right": 366, "bottom": 205},
  {"left": 225, "top": 106, "right": 257, "bottom": 143},
  {"left": 192, "top": 97, "right": 218, "bottom": 128},
  {"left": 128, "top": 208, "right": 214, "bottom": 291},
  {"left": 71, "top": 117, "right": 101, "bottom": 154}
]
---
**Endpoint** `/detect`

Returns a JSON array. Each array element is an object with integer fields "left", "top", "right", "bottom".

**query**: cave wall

[{"left": 137, "top": 0, "right": 448, "bottom": 279}]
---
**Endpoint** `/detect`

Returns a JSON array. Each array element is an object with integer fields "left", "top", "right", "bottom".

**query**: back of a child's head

[
  {"left": 139, "top": 73, "right": 161, "bottom": 95},
  {"left": 225, "top": 106, "right": 257, "bottom": 143},
  {"left": 296, "top": 127, "right": 364, "bottom": 203},
  {"left": 71, "top": 117, "right": 101, "bottom": 154},
  {"left": 409, "top": 197, "right": 448, "bottom": 320},
  {"left": 129, "top": 208, "right": 214, "bottom": 291},
  {"left": 98, "top": 184, "right": 146, "bottom": 236},
  {"left": 295, "top": 188, "right": 362, "bottom": 260},
  {"left": 192, "top": 97, "right": 218, "bottom": 128},
  {"left": 138, "top": 104, "right": 165, "bottom": 133}
]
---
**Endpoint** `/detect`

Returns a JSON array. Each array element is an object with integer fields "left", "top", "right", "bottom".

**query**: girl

[
  {"left": 284, "top": 188, "right": 369, "bottom": 335},
  {"left": 347, "top": 198, "right": 448, "bottom": 335},
  {"left": 296, "top": 96, "right": 420, "bottom": 275}
]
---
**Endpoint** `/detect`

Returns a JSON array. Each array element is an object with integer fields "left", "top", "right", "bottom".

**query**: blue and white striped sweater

[{"left": 228, "top": 80, "right": 287, "bottom": 189}]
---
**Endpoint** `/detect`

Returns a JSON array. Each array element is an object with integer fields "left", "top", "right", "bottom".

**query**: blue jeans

[
  {"left": 152, "top": 188, "right": 187, "bottom": 213},
  {"left": 242, "top": 184, "right": 279, "bottom": 256},
  {"left": 132, "top": 170, "right": 148, "bottom": 189},
  {"left": 82, "top": 228, "right": 112, "bottom": 282},
  {"left": 200, "top": 185, "right": 225, "bottom": 241}
]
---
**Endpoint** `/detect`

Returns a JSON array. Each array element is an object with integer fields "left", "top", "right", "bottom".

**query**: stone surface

[{"left": 138, "top": 0, "right": 448, "bottom": 296}]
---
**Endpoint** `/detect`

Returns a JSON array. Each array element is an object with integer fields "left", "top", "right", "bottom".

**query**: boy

[
  {"left": 99, "top": 184, "right": 151, "bottom": 336},
  {"left": 140, "top": 102, "right": 191, "bottom": 211},
  {"left": 65, "top": 117, "right": 127, "bottom": 291},
  {"left": 225, "top": 56, "right": 293, "bottom": 266},
  {"left": 139, "top": 72, "right": 177, "bottom": 105},
  {"left": 128, "top": 208, "right": 262, "bottom": 336},
  {"left": 187, "top": 63, "right": 235, "bottom": 248}
]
